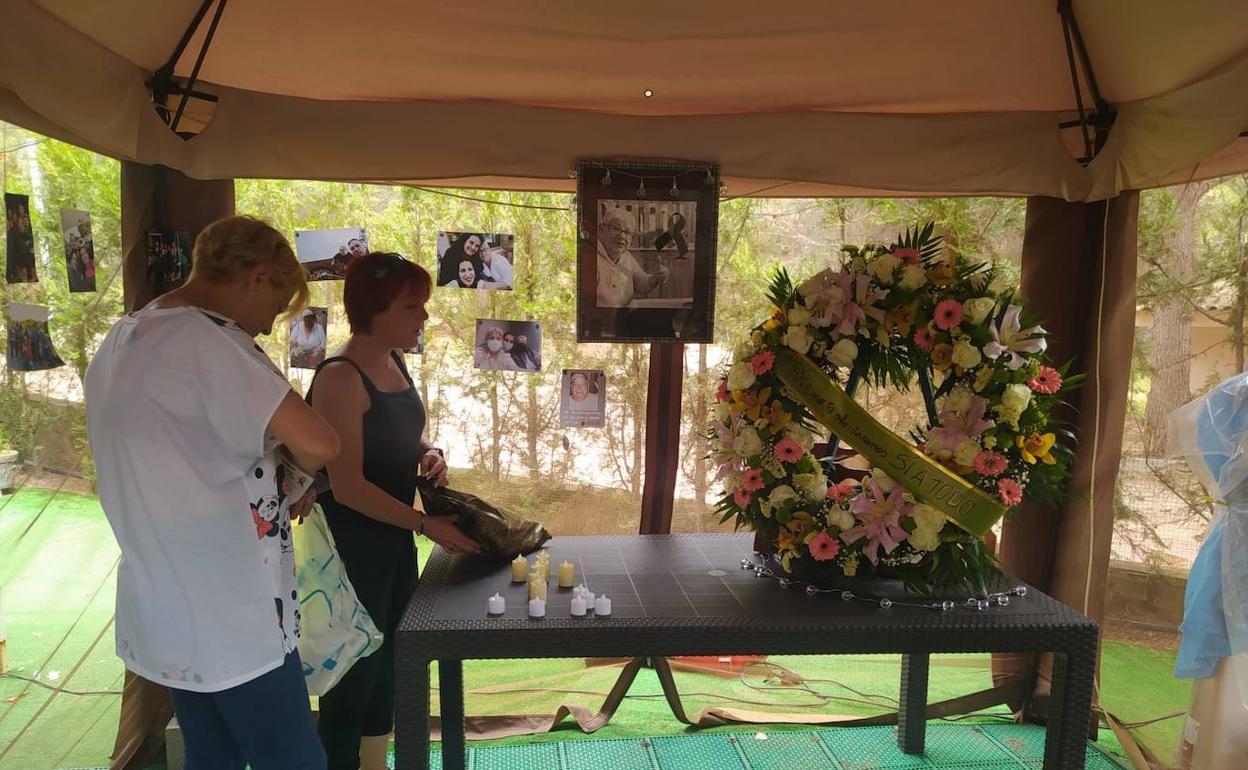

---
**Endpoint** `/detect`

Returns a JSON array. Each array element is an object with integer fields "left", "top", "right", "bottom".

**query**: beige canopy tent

[
  {"left": 3, "top": 2, "right": 1248, "bottom": 769},
  {"left": 2, "top": 0, "right": 1248, "bottom": 198}
]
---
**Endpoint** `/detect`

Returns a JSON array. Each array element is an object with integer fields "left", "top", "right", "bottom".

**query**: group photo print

[
  {"left": 473, "top": 319, "right": 541, "bottom": 372},
  {"left": 6, "top": 302, "right": 64, "bottom": 372},
  {"left": 61, "top": 209, "right": 96, "bottom": 293},
  {"left": 576, "top": 160, "right": 718, "bottom": 343},
  {"left": 437, "top": 231, "right": 515, "bottom": 290},
  {"left": 5, "top": 192, "right": 37, "bottom": 283},
  {"left": 294, "top": 226, "right": 369, "bottom": 281},
  {"left": 145, "top": 230, "right": 192, "bottom": 296}
]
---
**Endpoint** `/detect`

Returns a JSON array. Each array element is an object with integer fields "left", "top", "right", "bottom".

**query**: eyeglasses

[
  {"left": 604, "top": 223, "right": 634, "bottom": 238},
  {"left": 373, "top": 253, "right": 408, "bottom": 279}
]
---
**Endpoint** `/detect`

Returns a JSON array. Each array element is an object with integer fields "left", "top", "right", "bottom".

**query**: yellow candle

[
  {"left": 511, "top": 556, "right": 528, "bottom": 582},
  {"left": 528, "top": 578, "right": 547, "bottom": 601},
  {"left": 557, "top": 561, "right": 576, "bottom": 588}
]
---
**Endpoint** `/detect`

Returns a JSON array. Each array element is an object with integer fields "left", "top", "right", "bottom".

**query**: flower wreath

[{"left": 710, "top": 224, "right": 1077, "bottom": 594}]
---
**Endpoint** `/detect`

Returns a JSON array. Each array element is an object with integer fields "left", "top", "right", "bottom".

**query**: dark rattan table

[{"left": 395, "top": 534, "right": 1098, "bottom": 770}]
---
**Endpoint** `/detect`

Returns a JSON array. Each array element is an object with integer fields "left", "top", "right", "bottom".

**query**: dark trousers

[{"left": 317, "top": 509, "right": 419, "bottom": 770}]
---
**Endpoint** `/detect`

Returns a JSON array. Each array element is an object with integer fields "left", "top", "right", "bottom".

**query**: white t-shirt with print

[{"left": 86, "top": 306, "right": 299, "bottom": 692}]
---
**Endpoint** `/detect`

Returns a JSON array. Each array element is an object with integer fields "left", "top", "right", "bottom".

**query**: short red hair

[{"left": 343, "top": 252, "right": 432, "bottom": 334}]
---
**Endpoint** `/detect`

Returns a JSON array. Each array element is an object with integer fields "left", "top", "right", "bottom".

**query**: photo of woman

[
  {"left": 473, "top": 319, "right": 541, "bottom": 372},
  {"left": 436, "top": 232, "right": 514, "bottom": 291},
  {"left": 444, "top": 259, "right": 478, "bottom": 288},
  {"left": 5, "top": 193, "right": 38, "bottom": 284},
  {"left": 473, "top": 325, "right": 518, "bottom": 371}
]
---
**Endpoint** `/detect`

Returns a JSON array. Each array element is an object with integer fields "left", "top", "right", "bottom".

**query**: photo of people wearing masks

[
  {"left": 473, "top": 319, "right": 541, "bottom": 372},
  {"left": 559, "top": 369, "right": 606, "bottom": 428},
  {"left": 436, "top": 232, "right": 514, "bottom": 290}
]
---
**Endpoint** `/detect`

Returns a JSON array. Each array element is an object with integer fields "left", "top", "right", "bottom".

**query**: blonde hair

[{"left": 190, "top": 216, "right": 309, "bottom": 315}]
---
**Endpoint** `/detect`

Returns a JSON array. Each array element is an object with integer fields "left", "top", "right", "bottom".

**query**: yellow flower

[
  {"left": 931, "top": 343, "right": 954, "bottom": 372},
  {"left": 885, "top": 303, "right": 917, "bottom": 336},
  {"left": 731, "top": 387, "right": 772, "bottom": 421},
  {"left": 1017, "top": 433, "right": 1056, "bottom": 465},
  {"left": 762, "top": 306, "right": 786, "bottom": 331},
  {"left": 765, "top": 401, "right": 793, "bottom": 434}
]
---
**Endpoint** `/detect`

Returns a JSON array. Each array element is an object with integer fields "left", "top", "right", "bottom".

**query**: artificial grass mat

[{"left": 0, "top": 486, "right": 1182, "bottom": 769}]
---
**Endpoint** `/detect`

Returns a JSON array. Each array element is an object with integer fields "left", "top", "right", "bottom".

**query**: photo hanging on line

[
  {"left": 294, "top": 227, "right": 369, "bottom": 281},
  {"left": 7, "top": 303, "right": 64, "bottom": 372},
  {"left": 5, "top": 192, "right": 38, "bottom": 284},
  {"left": 436, "top": 231, "right": 515, "bottom": 290},
  {"left": 145, "top": 231, "right": 192, "bottom": 296},
  {"left": 289, "top": 307, "right": 329, "bottom": 370},
  {"left": 559, "top": 369, "right": 606, "bottom": 428},
  {"left": 473, "top": 319, "right": 541, "bottom": 372},
  {"left": 61, "top": 209, "right": 96, "bottom": 293},
  {"left": 576, "top": 160, "right": 719, "bottom": 343}
]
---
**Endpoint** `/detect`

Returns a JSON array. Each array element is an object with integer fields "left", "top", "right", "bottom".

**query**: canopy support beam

[
  {"left": 147, "top": 0, "right": 229, "bottom": 138},
  {"left": 1057, "top": 0, "right": 1115, "bottom": 164}
]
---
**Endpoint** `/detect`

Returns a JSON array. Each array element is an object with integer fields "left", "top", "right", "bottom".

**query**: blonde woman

[
  {"left": 86, "top": 215, "right": 340, "bottom": 770},
  {"left": 473, "top": 325, "right": 519, "bottom": 370}
]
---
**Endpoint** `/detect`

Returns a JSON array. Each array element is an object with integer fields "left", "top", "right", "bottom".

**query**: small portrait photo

[
  {"left": 146, "top": 231, "right": 193, "bottom": 296},
  {"left": 294, "top": 227, "right": 369, "bottom": 281},
  {"left": 61, "top": 209, "right": 96, "bottom": 293},
  {"left": 559, "top": 369, "right": 606, "bottom": 428},
  {"left": 5, "top": 192, "right": 38, "bottom": 284},
  {"left": 436, "top": 231, "right": 515, "bottom": 290},
  {"left": 473, "top": 319, "right": 541, "bottom": 372},
  {"left": 7, "top": 303, "right": 64, "bottom": 372},
  {"left": 577, "top": 161, "right": 718, "bottom": 343},
  {"left": 289, "top": 307, "right": 329, "bottom": 369}
]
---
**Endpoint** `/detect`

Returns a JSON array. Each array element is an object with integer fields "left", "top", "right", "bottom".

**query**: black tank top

[{"left": 307, "top": 351, "right": 426, "bottom": 534}]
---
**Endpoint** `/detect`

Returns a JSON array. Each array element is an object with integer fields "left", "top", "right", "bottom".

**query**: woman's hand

[
  {"left": 290, "top": 489, "right": 317, "bottom": 523},
  {"left": 419, "top": 449, "right": 449, "bottom": 487},
  {"left": 421, "top": 515, "right": 482, "bottom": 554}
]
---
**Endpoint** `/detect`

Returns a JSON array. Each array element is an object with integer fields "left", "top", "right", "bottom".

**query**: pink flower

[
  {"left": 913, "top": 326, "right": 936, "bottom": 352},
  {"left": 751, "top": 350, "right": 776, "bottom": 376},
  {"left": 997, "top": 478, "right": 1023, "bottom": 506},
  {"left": 826, "top": 480, "right": 858, "bottom": 504},
  {"left": 1029, "top": 365, "right": 1062, "bottom": 395},
  {"left": 774, "top": 438, "right": 803, "bottom": 463},
  {"left": 925, "top": 396, "right": 995, "bottom": 453},
  {"left": 741, "top": 468, "right": 766, "bottom": 492},
  {"left": 843, "top": 479, "right": 911, "bottom": 564},
  {"left": 973, "top": 450, "right": 1008, "bottom": 477},
  {"left": 933, "top": 299, "right": 964, "bottom": 331},
  {"left": 893, "top": 247, "right": 921, "bottom": 265},
  {"left": 733, "top": 488, "right": 753, "bottom": 507},
  {"left": 808, "top": 531, "right": 840, "bottom": 561},
  {"left": 716, "top": 380, "right": 731, "bottom": 402}
]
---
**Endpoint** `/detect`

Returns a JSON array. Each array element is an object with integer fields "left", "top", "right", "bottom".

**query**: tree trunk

[
  {"left": 1145, "top": 181, "right": 1214, "bottom": 452},
  {"left": 489, "top": 380, "right": 502, "bottom": 481},
  {"left": 631, "top": 347, "right": 644, "bottom": 499},
  {"left": 690, "top": 344, "right": 710, "bottom": 524}
]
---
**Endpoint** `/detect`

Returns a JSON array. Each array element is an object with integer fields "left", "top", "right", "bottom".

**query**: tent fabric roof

[{"left": 2, "top": 0, "right": 1247, "bottom": 199}]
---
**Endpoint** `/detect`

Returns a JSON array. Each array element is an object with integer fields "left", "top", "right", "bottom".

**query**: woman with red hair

[{"left": 306, "top": 252, "right": 479, "bottom": 770}]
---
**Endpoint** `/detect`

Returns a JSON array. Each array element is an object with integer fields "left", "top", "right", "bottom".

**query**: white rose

[
  {"left": 868, "top": 253, "right": 900, "bottom": 284},
  {"left": 796, "top": 471, "right": 828, "bottom": 500},
  {"left": 783, "top": 324, "right": 814, "bottom": 355},
  {"left": 963, "top": 297, "right": 996, "bottom": 326},
  {"left": 898, "top": 265, "right": 928, "bottom": 290},
  {"left": 954, "top": 439, "right": 981, "bottom": 468},
  {"left": 873, "top": 470, "right": 897, "bottom": 493},
  {"left": 786, "top": 425, "right": 816, "bottom": 452},
  {"left": 951, "top": 340, "right": 983, "bottom": 369},
  {"left": 826, "top": 338, "right": 859, "bottom": 369},
  {"left": 908, "top": 528, "right": 941, "bottom": 552},
  {"left": 727, "top": 361, "right": 756, "bottom": 391},
  {"left": 828, "top": 508, "right": 855, "bottom": 531},
  {"left": 787, "top": 306, "right": 812, "bottom": 327},
  {"left": 760, "top": 485, "right": 798, "bottom": 517},
  {"left": 945, "top": 386, "right": 974, "bottom": 415},
  {"left": 911, "top": 503, "right": 946, "bottom": 533},
  {"left": 1001, "top": 383, "right": 1033, "bottom": 413},
  {"left": 734, "top": 427, "right": 763, "bottom": 458},
  {"left": 987, "top": 273, "right": 1009, "bottom": 296}
]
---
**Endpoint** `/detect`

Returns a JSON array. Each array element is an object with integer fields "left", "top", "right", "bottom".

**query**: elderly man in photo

[{"left": 596, "top": 208, "right": 669, "bottom": 308}]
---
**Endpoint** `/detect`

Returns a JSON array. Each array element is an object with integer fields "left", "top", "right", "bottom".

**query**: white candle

[
  {"left": 593, "top": 594, "right": 612, "bottom": 616},
  {"left": 573, "top": 584, "right": 587, "bottom": 598},
  {"left": 528, "top": 598, "right": 546, "bottom": 618},
  {"left": 584, "top": 591, "right": 595, "bottom": 607},
  {"left": 570, "top": 596, "right": 588, "bottom": 617},
  {"left": 487, "top": 593, "right": 506, "bottom": 615},
  {"left": 557, "top": 561, "right": 576, "bottom": 588}
]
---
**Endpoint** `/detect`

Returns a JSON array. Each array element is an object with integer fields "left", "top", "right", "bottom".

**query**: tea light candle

[
  {"left": 557, "top": 561, "right": 576, "bottom": 588},
  {"left": 593, "top": 594, "right": 612, "bottom": 616},
  {"left": 528, "top": 597, "right": 546, "bottom": 618},
  {"left": 511, "top": 556, "right": 528, "bottom": 582},
  {"left": 528, "top": 579, "right": 547, "bottom": 602},
  {"left": 570, "top": 595, "right": 588, "bottom": 616},
  {"left": 487, "top": 593, "right": 506, "bottom": 615}
]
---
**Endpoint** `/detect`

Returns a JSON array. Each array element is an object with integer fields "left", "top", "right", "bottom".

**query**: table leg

[
  {"left": 898, "top": 653, "right": 930, "bottom": 754},
  {"left": 394, "top": 656, "right": 431, "bottom": 770},
  {"left": 1044, "top": 647, "right": 1096, "bottom": 770},
  {"left": 439, "top": 659, "right": 467, "bottom": 770}
]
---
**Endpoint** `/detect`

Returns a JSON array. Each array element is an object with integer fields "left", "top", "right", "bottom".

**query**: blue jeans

[{"left": 168, "top": 651, "right": 326, "bottom": 770}]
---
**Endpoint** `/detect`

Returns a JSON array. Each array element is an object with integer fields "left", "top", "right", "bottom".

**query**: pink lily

[
  {"left": 925, "top": 396, "right": 994, "bottom": 453},
  {"left": 834, "top": 274, "right": 887, "bottom": 338},
  {"left": 983, "top": 305, "right": 1046, "bottom": 370},
  {"left": 843, "top": 479, "right": 912, "bottom": 564}
]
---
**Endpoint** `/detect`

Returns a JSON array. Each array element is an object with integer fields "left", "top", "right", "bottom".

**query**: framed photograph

[
  {"left": 7, "top": 303, "right": 64, "bottom": 372},
  {"left": 5, "top": 193, "right": 37, "bottom": 284},
  {"left": 473, "top": 319, "right": 541, "bottom": 372},
  {"left": 437, "top": 231, "right": 515, "bottom": 290},
  {"left": 559, "top": 369, "right": 606, "bottom": 428},
  {"left": 61, "top": 209, "right": 96, "bottom": 292},
  {"left": 289, "top": 307, "right": 328, "bottom": 369},
  {"left": 576, "top": 160, "right": 718, "bottom": 342},
  {"left": 294, "top": 227, "right": 368, "bottom": 281},
  {"left": 146, "top": 231, "right": 193, "bottom": 296}
]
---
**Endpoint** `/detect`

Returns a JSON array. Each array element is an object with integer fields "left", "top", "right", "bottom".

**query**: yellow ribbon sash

[{"left": 771, "top": 348, "right": 1006, "bottom": 538}]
